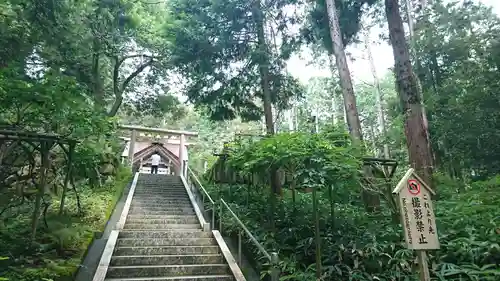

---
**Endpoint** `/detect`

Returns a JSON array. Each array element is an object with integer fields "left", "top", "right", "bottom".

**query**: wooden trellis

[{"left": 0, "top": 129, "right": 78, "bottom": 241}]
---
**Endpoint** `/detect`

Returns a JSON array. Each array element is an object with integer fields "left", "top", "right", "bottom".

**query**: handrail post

[
  {"left": 218, "top": 199, "right": 223, "bottom": 232},
  {"left": 270, "top": 252, "right": 280, "bottom": 281},
  {"left": 211, "top": 202, "right": 215, "bottom": 230},
  {"left": 238, "top": 231, "right": 242, "bottom": 266}
]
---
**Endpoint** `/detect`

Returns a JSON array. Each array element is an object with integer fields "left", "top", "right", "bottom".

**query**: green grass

[{"left": 0, "top": 168, "right": 132, "bottom": 281}]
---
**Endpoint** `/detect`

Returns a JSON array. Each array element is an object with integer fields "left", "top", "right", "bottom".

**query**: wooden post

[
  {"left": 128, "top": 129, "right": 137, "bottom": 168},
  {"left": 417, "top": 250, "right": 431, "bottom": 281},
  {"left": 179, "top": 133, "right": 185, "bottom": 177},
  {"left": 31, "top": 140, "right": 52, "bottom": 242},
  {"left": 59, "top": 143, "right": 74, "bottom": 215},
  {"left": 312, "top": 185, "right": 321, "bottom": 279}
]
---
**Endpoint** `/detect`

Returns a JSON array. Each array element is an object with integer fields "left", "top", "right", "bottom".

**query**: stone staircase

[{"left": 104, "top": 174, "right": 236, "bottom": 281}]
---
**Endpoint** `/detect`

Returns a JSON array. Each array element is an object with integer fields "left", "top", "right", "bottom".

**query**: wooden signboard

[{"left": 393, "top": 168, "right": 439, "bottom": 281}]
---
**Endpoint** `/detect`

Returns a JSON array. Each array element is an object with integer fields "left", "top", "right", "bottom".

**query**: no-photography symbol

[{"left": 407, "top": 179, "right": 420, "bottom": 195}]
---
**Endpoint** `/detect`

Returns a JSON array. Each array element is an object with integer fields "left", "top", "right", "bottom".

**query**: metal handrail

[
  {"left": 186, "top": 166, "right": 280, "bottom": 281},
  {"left": 221, "top": 199, "right": 270, "bottom": 259},
  {"left": 187, "top": 166, "right": 215, "bottom": 230},
  {"left": 187, "top": 167, "right": 215, "bottom": 204}
]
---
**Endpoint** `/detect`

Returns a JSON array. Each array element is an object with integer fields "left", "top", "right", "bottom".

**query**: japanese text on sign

[{"left": 393, "top": 169, "right": 440, "bottom": 250}]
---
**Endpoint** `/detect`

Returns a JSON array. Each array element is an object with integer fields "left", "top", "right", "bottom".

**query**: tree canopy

[{"left": 2, "top": 0, "right": 500, "bottom": 280}]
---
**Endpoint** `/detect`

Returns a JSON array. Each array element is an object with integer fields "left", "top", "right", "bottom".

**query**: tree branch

[
  {"left": 122, "top": 59, "right": 154, "bottom": 92},
  {"left": 107, "top": 57, "right": 155, "bottom": 117}
]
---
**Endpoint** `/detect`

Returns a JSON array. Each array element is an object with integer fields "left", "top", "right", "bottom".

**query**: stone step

[
  {"left": 137, "top": 183, "right": 183, "bottom": 185},
  {"left": 134, "top": 189, "right": 187, "bottom": 196},
  {"left": 135, "top": 185, "right": 183, "bottom": 187},
  {"left": 135, "top": 182, "right": 179, "bottom": 184},
  {"left": 132, "top": 196, "right": 188, "bottom": 200},
  {"left": 136, "top": 183, "right": 184, "bottom": 185},
  {"left": 104, "top": 275, "right": 234, "bottom": 281},
  {"left": 133, "top": 193, "right": 188, "bottom": 197},
  {"left": 116, "top": 238, "right": 217, "bottom": 247},
  {"left": 130, "top": 204, "right": 193, "bottom": 209},
  {"left": 105, "top": 275, "right": 234, "bottom": 281},
  {"left": 133, "top": 192, "right": 188, "bottom": 196},
  {"left": 130, "top": 202, "right": 192, "bottom": 206},
  {"left": 127, "top": 210, "right": 195, "bottom": 216},
  {"left": 130, "top": 202, "right": 192, "bottom": 207},
  {"left": 118, "top": 230, "right": 212, "bottom": 239},
  {"left": 129, "top": 206, "right": 195, "bottom": 212},
  {"left": 136, "top": 183, "right": 181, "bottom": 185},
  {"left": 136, "top": 182, "right": 183, "bottom": 184},
  {"left": 127, "top": 214, "right": 197, "bottom": 219},
  {"left": 135, "top": 184, "right": 184, "bottom": 187},
  {"left": 134, "top": 188, "right": 187, "bottom": 194},
  {"left": 137, "top": 178, "right": 180, "bottom": 180},
  {"left": 131, "top": 200, "right": 192, "bottom": 205},
  {"left": 134, "top": 186, "right": 185, "bottom": 189},
  {"left": 106, "top": 264, "right": 230, "bottom": 278},
  {"left": 137, "top": 176, "right": 175, "bottom": 178},
  {"left": 126, "top": 218, "right": 199, "bottom": 225},
  {"left": 132, "top": 196, "right": 190, "bottom": 200},
  {"left": 123, "top": 224, "right": 201, "bottom": 230},
  {"left": 133, "top": 196, "right": 189, "bottom": 201},
  {"left": 110, "top": 254, "right": 225, "bottom": 266},
  {"left": 114, "top": 246, "right": 220, "bottom": 256},
  {"left": 128, "top": 210, "right": 195, "bottom": 215},
  {"left": 126, "top": 214, "right": 198, "bottom": 220}
]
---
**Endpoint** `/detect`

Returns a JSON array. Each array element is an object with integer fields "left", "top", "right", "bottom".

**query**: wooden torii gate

[{"left": 119, "top": 125, "right": 198, "bottom": 176}]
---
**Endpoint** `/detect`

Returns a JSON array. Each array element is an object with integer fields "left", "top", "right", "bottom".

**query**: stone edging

[
  {"left": 213, "top": 230, "right": 247, "bottom": 281},
  {"left": 115, "top": 172, "right": 139, "bottom": 230},
  {"left": 91, "top": 230, "right": 119, "bottom": 281},
  {"left": 91, "top": 172, "right": 139, "bottom": 281},
  {"left": 180, "top": 175, "right": 210, "bottom": 231}
]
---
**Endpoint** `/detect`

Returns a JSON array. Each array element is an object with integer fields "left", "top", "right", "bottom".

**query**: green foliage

[
  {"left": 414, "top": 1, "right": 500, "bottom": 177},
  {"left": 303, "top": 0, "right": 380, "bottom": 51},
  {"left": 205, "top": 173, "right": 500, "bottom": 280},
  {"left": 0, "top": 167, "right": 132, "bottom": 281},
  {"left": 0, "top": 0, "right": 177, "bottom": 118},
  {"left": 164, "top": 0, "right": 304, "bottom": 121},
  {"left": 0, "top": 67, "right": 114, "bottom": 133},
  {"left": 226, "top": 128, "right": 361, "bottom": 191},
  {"left": 0, "top": 2, "right": 138, "bottom": 278}
]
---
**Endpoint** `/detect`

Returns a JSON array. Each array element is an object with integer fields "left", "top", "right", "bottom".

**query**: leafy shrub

[
  {"left": 204, "top": 133, "right": 500, "bottom": 280},
  {"left": 0, "top": 167, "right": 132, "bottom": 281}
]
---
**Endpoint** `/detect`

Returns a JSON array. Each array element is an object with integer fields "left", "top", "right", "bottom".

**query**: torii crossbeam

[{"left": 118, "top": 125, "right": 198, "bottom": 176}]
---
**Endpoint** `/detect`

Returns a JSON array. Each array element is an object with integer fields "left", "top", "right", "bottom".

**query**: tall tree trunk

[
  {"left": 294, "top": 106, "right": 299, "bottom": 131},
  {"left": 404, "top": 0, "right": 416, "bottom": 39},
  {"left": 325, "top": 0, "right": 363, "bottom": 140},
  {"left": 315, "top": 106, "right": 320, "bottom": 133},
  {"left": 253, "top": 1, "right": 274, "bottom": 135},
  {"left": 331, "top": 97, "right": 336, "bottom": 125},
  {"left": 328, "top": 54, "right": 344, "bottom": 125},
  {"left": 253, "top": 0, "right": 280, "bottom": 199},
  {"left": 364, "top": 28, "right": 390, "bottom": 159},
  {"left": 405, "top": 0, "right": 432, "bottom": 162},
  {"left": 272, "top": 105, "right": 278, "bottom": 133},
  {"left": 385, "top": 0, "right": 433, "bottom": 184},
  {"left": 369, "top": 124, "right": 378, "bottom": 156},
  {"left": 326, "top": 0, "right": 380, "bottom": 210},
  {"left": 287, "top": 108, "right": 295, "bottom": 131}
]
